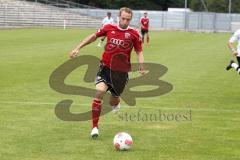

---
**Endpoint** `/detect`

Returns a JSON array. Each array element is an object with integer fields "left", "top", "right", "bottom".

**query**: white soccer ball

[{"left": 113, "top": 132, "right": 133, "bottom": 151}]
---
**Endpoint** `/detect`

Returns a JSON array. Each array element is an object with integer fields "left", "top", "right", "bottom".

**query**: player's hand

[
  {"left": 138, "top": 64, "right": 145, "bottom": 75},
  {"left": 69, "top": 48, "right": 79, "bottom": 58},
  {"left": 232, "top": 50, "right": 238, "bottom": 56}
]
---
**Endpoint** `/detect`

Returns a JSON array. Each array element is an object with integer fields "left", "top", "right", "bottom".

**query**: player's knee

[{"left": 95, "top": 90, "right": 105, "bottom": 100}]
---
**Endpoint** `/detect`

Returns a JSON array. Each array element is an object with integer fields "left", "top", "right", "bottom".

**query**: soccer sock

[
  {"left": 231, "top": 62, "right": 239, "bottom": 69},
  {"left": 231, "top": 63, "right": 240, "bottom": 74},
  {"left": 237, "top": 67, "right": 240, "bottom": 74},
  {"left": 92, "top": 99, "right": 102, "bottom": 128},
  {"left": 112, "top": 102, "right": 120, "bottom": 109}
]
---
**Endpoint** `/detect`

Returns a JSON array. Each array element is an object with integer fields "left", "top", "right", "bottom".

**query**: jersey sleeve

[
  {"left": 229, "top": 30, "right": 240, "bottom": 43},
  {"left": 102, "top": 17, "right": 106, "bottom": 25},
  {"left": 111, "top": 18, "right": 114, "bottom": 24},
  {"left": 95, "top": 24, "right": 108, "bottom": 37},
  {"left": 133, "top": 30, "right": 142, "bottom": 53}
]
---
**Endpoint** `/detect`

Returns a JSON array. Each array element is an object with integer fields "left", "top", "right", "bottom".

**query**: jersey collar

[{"left": 117, "top": 25, "right": 130, "bottom": 31}]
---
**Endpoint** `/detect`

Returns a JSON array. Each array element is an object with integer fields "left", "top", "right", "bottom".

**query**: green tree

[
  {"left": 55, "top": 0, "right": 240, "bottom": 13},
  {"left": 111, "top": 0, "right": 147, "bottom": 9},
  {"left": 207, "top": 0, "right": 228, "bottom": 13},
  {"left": 189, "top": 0, "right": 240, "bottom": 13},
  {"left": 189, "top": 0, "right": 205, "bottom": 11},
  {"left": 231, "top": 0, "right": 240, "bottom": 13}
]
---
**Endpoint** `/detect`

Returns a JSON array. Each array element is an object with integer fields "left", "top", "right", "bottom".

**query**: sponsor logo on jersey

[{"left": 110, "top": 38, "right": 125, "bottom": 46}]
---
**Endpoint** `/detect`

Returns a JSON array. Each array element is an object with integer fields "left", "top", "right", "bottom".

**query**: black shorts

[
  {"left": 141, "top": 29, "right": 149, "bottom": 36},
  {"left": 237, "top": 57, "right": 240, "bottom": 65},
  {"left": 95, "top": 64, "right": 128, "bottom": 97}
]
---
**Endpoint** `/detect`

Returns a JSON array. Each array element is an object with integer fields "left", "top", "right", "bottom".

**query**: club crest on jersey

[{"left": 125, "top": 32, "right": 130, "bottom": 39}]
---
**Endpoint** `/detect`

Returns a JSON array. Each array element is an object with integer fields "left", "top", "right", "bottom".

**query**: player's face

[
  {"left": 144, "top": 13, "right": 147, "bottom": 18},
  {"left": 119, "top": 11, "right": 132, "bottom": 29}
]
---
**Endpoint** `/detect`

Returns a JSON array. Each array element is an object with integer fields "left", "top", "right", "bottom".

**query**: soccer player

[
  {"left": 97, "top": 12, "right": 114, "bottom": 47},
  {"left": 69, "top": 7, "right": 144, "bottom": 138},
  {"left": 140, "top": 12, "right": 150, "bottom": 45},
  {"left": 226, "top": 29, "right": 240, "bottom": 75}
]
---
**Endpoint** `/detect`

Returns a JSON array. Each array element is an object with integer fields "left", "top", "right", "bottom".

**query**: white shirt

[
  {"left": 102, "top": 17, "right": 114, "bottom": 26},
  {"left": 229, "top": 29, "right": 240, "bottom": 57}
]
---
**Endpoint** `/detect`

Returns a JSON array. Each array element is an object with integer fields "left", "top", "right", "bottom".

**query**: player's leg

[
  {"left": 108, "top": 71, "right": 128, "bottom": 113},
  {"left": 237, "top": 56, "right": 240, "bottom": 65},
  {"left": 101, "top": 36, "right": 106, "bottom": 41},
  {"left": 226, "top": 60, "right": 234, "bottom": 70},
  {"left": 109, "top": 94, "right": 120, "bottom": 114},
  {"left": 226, "top": 58, "right": 240, "bottom": 74},
  {"left": 91, "top": 82, "right": 108, "bottom": 138},
  {"left": 146, "top": 31, "right": 150, "bottom": 45},
  {"left": 236, "top": 57, "right": 240, "bottom": 74},
  {"left": 141, "top": 30, "right": 145, "bottom": 44}
]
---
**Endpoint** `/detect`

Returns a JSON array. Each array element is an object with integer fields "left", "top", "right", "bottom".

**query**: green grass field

[{"left": 0, "top": 28, "right": 239, "bottom": 160}]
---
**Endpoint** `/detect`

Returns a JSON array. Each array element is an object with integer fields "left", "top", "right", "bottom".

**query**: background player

[
  {"left": 97, "top": 12, "right": 114, "bottom": 47},
  {"left": 69, "top": 7, "right": 144, "bottom": 138},
  {"left": 140, "top": 12, "right": 150, "bottom": 45},
  {"left": 226, "top": 29, "right": 240, "bottom": 75}
]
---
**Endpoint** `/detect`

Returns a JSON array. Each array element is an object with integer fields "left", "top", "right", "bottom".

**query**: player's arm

[
  {"left": 140, "top": 24, "right": 144, "bottom": 30},
  {"left": 102, "top": 18, "right": 105, "bottom": 26},
  {"left": 227, "top": 31, "right": 238, "bottom": 56},
  {"left": 134, "top": 30, "right": 144, "bottom": 74},
  {"left": 139, "top": 18, "right": 143, "bottom": 30},
  {"left": 227, "top": 42, "right": 238, "bottom": 56},
  {"left": 69, "top": 33, "right": 97, "bottom": 58},
  {"left": 148, "top": 19, "right": 150, "bottom": 28},
  {"left": 136, "top": 51, "right": 145, "bottom": 75}
]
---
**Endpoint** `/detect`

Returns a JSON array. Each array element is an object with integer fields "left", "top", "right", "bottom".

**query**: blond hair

[{"left": 119, "top": 7, "right": 133, "bottom": 18}]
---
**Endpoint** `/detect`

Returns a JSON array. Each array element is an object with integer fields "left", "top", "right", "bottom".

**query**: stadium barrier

[{"left": 1, "top": 0, "right": 240, "bottom": 32}]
